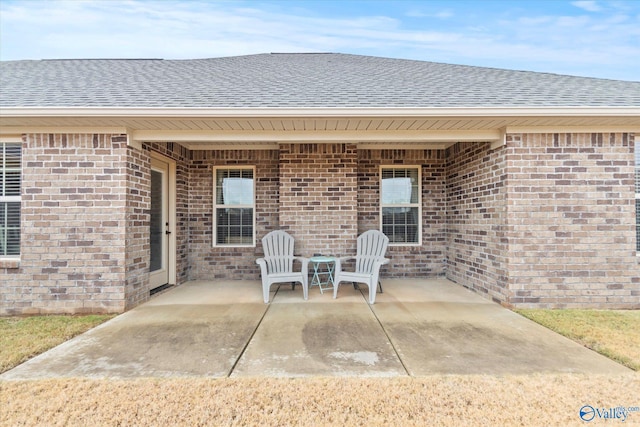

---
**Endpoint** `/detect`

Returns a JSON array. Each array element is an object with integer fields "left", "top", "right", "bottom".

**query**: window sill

[
  {"left": 214, "top": 244, "right": 255, "bottom": 248},
  {"left": 0, "top": 258, "right": 20, "bottom": 269},
  {"left": 388, "top": 243, "right": 422, "bottom": 247}
]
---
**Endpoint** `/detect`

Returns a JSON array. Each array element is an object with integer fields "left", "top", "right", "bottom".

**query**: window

[
  {"left": 636, "top": 138, "right": 639, "bottom": 252},
  {"left": 0, "top": 141, "right": 21, "bottom": 257},
  {"left": 380, "top": 166, "right": 421, "bottom": 245},
  {"left": 213, "top": 167, "right": 255, "bottom": 246}
]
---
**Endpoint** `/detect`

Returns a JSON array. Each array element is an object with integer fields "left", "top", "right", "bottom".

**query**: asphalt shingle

[{"left": 1, "top": 53, "right": 639, "bottom": 108}]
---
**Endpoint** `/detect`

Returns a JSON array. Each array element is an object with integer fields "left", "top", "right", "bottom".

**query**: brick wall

[
  {"left": 445, "top": 142, "right": 509, "bottom": 303},
  {"left": 3, "top": 134, "right": 638, "bottom": 315},
  {"left": 358, "top": 149, "right": 447, "bottom": 277},
  {"left": 0, "top": 134, "right": 129, "bottom": 315},
  {"left": 0, "top": 136, "right": 193, "bottom": 315},
  {"left": 279, "top": 143, "right": 358, "bottom": 257},
  {"left": 187, "top": 149, "right": 280, "bottom": 280},
  {"left": 505, "top": 133, "right": 639, "bottom": 308},
  {"left": 123, "top": 142, "right": 150, "bottom": 309}
]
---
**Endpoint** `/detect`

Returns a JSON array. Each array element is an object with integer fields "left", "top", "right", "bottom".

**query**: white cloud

[
  {"left": 406, "top": 8, "right": 453, "bottom": 19},
  {"left": 571, "top": 1, "right": 603, "bottom": 12}
]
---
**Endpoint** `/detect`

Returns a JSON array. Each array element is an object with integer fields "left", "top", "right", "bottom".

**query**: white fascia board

[
  {"left": 132, "top": 129, "right": 502, "bottom": 144},
  {"left": 0, "top": 135, "right": 23, "bottom": 143},
  {"left": 2, "top": 106, "right": 639, "bottom": 118},
  {"left": 0, "top": 126, "right": 129, "bottom": 134}
]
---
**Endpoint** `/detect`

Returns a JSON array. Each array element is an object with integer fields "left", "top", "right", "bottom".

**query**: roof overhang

[
  {"left": 1, "top": 107, "right": 639, "bottom": 150},
  {"left": 2, "top": 106, "right": 639, "bottom": 117}
]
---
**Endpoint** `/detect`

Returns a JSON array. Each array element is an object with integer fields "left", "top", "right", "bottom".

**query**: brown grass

[
  {"left": 0, "top": 315, "right": 115, "bottom": 373},
  {"left": 515, "top": 309, "right": 640, "bottom": 371},
  {"left": 2, "top": 375, "right": 639, "bottom": 426}
]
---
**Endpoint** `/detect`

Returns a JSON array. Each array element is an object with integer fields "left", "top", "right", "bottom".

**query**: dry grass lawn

[
  {"left": 0, "top": 315, "right": 114, "bottom": 373},
  {"left": 2, "top": 375, "right": 640, "bottom": 426},
  {"left": 516, "top": 309, "right": 640, "bottom": 371}
]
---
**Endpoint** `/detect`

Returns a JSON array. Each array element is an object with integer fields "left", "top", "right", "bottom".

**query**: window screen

[
  {"left": 214, "top": 167, "right": 255, "bottom": 246},
  {"left": 380, "top": 167, "right": 421, "bottom": 244}
]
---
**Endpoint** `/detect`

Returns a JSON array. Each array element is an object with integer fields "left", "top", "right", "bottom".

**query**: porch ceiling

[{"left": 2, "top": 109, "right": 639, "bottom": 149}]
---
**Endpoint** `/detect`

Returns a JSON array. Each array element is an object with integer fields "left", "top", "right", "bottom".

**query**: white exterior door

[{"left": 149, "top": 157, "right": 171, "bottom": 289}]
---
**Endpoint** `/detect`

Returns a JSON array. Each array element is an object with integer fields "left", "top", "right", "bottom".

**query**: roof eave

[{"left": 1, "top": 106, "right": 639, "bottom": 118}]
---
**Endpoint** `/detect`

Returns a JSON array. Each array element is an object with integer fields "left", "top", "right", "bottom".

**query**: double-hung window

[
  {"left": 380, "top": 166, "right": 421, "bottom": 245},
  {"left": 0, "top": 141, "right": 21, "bottom": 257},
  {"left": 213, "top": 167, "right": 255, "bottom": 246},
  {"left": 636, "top": 138, "right": 639, "bottom": 253}
]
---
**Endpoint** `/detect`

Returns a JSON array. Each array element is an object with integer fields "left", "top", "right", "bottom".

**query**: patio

[{"left": 1, "top": 279, "right": 630, "bottom": 379}]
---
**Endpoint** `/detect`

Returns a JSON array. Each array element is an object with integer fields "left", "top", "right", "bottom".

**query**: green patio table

[{"left": 310, "top": 256, "right": 336, "bottom": 294}]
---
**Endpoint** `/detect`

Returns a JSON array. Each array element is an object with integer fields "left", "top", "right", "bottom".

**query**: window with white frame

[
  {"left": 0, "top": 141, "right": 21, "bottom": 257},
  {"left": 636, "top": 137, "right": 639, "bottom": 253},
  {"left": 213, "top": 167, "right": 255, "bottom": 246},
  {"left": 380, "top": 166, "right": 421, "bottom": 245}
]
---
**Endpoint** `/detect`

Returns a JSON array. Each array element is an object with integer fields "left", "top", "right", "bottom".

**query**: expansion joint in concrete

[
  {"left": 364, "top": 290, "right": 411, "bottom": 376},
  {"left": 226, "top": 286, "right": 278, "bottom": 377}
]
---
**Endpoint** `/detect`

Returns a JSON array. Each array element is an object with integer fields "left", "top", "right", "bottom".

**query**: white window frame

[
  {"left": 380, "top": 165, "right": 422, "bottom": 246},
  {"left": 212, "top": 166, "right": 256, "bottom": 247},
  {"left": 0, "top": 138, "right": 21, "bottom": 259}
]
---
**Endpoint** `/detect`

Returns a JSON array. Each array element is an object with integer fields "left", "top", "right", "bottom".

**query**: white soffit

[
  {"left": 1, "top": 107, "right": 639, "bottom": 149},
  {"left": 133, "top": 128, "right": 502, "bottom": 146}
]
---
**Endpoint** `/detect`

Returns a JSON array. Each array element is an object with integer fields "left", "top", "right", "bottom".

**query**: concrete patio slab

[
  {"left": 371, "top": 279, "right": 631, "bottom": 375},
  {"left": 1, "top": 281, "right": 267, "bottom": 379},
  {"left": 231, "top": 284, "right": 406, "bottom": 376},
  {"left": 1, "top": 278, "right": 631, "bottom": 380}
]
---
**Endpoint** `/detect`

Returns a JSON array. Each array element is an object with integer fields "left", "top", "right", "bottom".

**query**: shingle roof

[{"left": 1, "top": 53, "right": 639, "bottom": 108}]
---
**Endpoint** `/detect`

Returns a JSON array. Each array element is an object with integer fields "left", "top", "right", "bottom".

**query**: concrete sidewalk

[{"left": 1, "top": 279, "right": 631, "bottom": 379}]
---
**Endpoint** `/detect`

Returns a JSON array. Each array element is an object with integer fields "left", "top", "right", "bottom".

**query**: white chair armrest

[
  {"left": 293, "top": 256, "right": 310, "bottom": 273},
  {"left": 256, "top": 258, "right": 268, "bottom": 276},
  {"left": 334, "top": 256, "right": 356, "bottom": 273}
]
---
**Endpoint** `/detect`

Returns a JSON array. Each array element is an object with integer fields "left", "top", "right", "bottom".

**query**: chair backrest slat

[
  {"left": 355, "top": 230, "right": 389, "bottom": 274},
  {"left": 262, "top": 230, "right": 295, "bottom": 274}
]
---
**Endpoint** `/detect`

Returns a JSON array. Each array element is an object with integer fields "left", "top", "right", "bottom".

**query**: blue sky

[{"left": 1, "top": 0, "right": 639, "bottom": 81}]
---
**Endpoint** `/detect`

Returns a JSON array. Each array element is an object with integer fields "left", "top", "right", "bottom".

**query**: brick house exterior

[{"left": 1, "top": 54, "right": 638, "bottom": 314}]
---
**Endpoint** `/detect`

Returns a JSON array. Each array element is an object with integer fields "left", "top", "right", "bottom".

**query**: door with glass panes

[{"left": 149, "top": 157, "right": 171, "bottom": 289}]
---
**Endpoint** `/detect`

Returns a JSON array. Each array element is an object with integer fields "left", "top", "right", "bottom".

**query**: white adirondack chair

[
  {"left": 256, "top": 230, "right": 309, "bottom": 303},
  {"left": 333, "top": 230, "right": 390, "bottom": 304}
]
